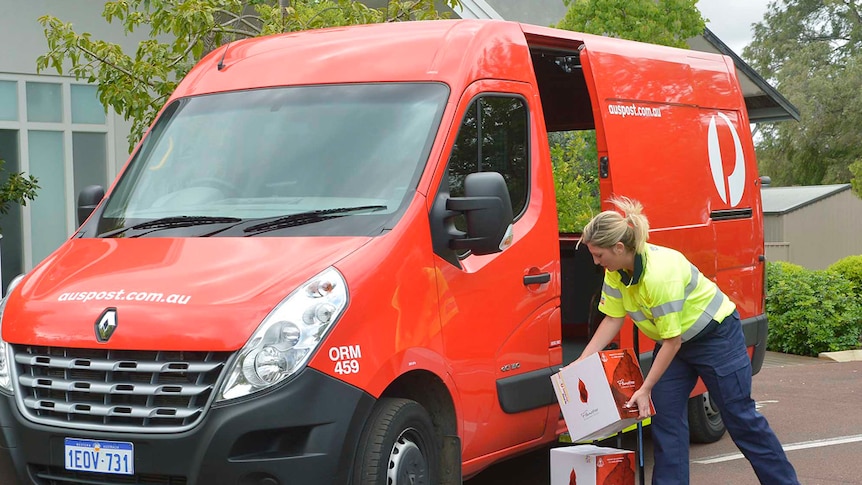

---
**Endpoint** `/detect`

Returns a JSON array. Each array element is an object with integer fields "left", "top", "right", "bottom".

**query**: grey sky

[{"left": 698, "top": 0, "right": 772, "bottom": 56}]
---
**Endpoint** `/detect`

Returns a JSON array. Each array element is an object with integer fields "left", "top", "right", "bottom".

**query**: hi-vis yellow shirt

[{"left": 597, "top": 244, "right": 736, "bottom": 342}]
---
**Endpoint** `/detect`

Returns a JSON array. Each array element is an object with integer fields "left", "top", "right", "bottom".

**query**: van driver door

[{"left": 429, "top": 80, "right": 560, "bottom": 461}]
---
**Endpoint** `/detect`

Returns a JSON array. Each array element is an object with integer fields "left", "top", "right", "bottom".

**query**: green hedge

[
  {"left": 828, "top": 255, "right": 862, "bottom": 291},
  {"left": 766, "top": 260, "right": 862, "bottom": 357}
]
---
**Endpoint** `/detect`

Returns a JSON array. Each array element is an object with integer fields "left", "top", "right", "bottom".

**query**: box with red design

[
  {"left": 550, "top": 445, "right": 635, "bottom": 485},
  {"left": 550, "top": 348, "right": 653, "bottom": 442}
]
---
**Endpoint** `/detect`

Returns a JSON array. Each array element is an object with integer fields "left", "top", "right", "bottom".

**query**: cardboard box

[
  {"left": 550, "top": 445, "right": 636, "bottom": 485},
  {"left": 550, "top": 348, "right": 653, "bottom": 442}
]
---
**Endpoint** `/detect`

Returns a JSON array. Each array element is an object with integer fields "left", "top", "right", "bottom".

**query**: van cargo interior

[{"left": 529, "top": 47, "right": 608, "bottom": 365}]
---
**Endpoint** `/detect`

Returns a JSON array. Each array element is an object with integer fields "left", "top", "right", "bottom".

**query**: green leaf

[
  {"left": 0, "top": 159, "right": 40, "bottom": 231},
  {"left": 746, "top": 0, "right": 862, "bottom": 188}
]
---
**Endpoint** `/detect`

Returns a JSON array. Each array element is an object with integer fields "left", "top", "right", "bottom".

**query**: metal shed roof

[{"left": 761, "top": 184, "right": 851, "bottom": 215}]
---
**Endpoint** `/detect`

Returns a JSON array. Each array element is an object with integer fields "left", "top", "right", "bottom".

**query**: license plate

[{"left": 64, "top": 438, "right": 134, "bottom": 475}]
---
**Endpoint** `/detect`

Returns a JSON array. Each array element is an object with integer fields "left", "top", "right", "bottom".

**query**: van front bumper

[{"left": 0, "top": 367, "right": 375, "bottom": 485}]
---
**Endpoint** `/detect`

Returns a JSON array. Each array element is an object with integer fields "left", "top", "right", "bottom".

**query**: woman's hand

[
  {"left": 628, "top": 335, "right": 681, "bottom": 419},
  {"left": 625, "top": 387, "right": 653, "bottom": 419}
]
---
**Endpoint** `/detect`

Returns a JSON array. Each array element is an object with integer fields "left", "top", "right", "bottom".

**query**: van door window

[{"left": 447, "top": 95, "right": 529, "bottom": 230}]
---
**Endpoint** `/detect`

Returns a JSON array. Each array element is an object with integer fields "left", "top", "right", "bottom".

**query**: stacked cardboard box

[
  {"left": 550, "top": 445, "right": 635, "bottom": 485},
  {"left": 550, "top": 348, "right": 653, "bottom": 442}
]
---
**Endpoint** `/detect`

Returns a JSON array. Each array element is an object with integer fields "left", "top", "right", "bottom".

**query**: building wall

[
  {"left": 763, "top": 214, "right": 787, "bottom": 264},
  {"left": 0, "top": 0, "right": 151, "bottom": 290},
  {"left": 764, "top": 241, "right": 790, "bottom": 264},
  {"left": 483, "top": 0, "right": 567, "bottom": 27},
  {"left": 763, "top": 213, "right": 784, "bottom": 245},
  {"left": 767, "top": 190, "right": 862, "bottom": 270}
]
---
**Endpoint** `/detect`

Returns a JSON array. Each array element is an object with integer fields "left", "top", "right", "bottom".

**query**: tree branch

[
  {"left": 388, "top": 0, "right": 428, "bottom": 22},
  {"left": 215, "top": 9, "right": 262, "bottom": 33},
  {"left": 216, "top": 27, "right": 261, "bottom": 38},
  {"left": 801, "top": 33, "right": 851, "bottom": 44},
  {"left": 164, "top": 34, "right": 205, "bottom": 69},
  {"left": 839, "top": 0, "right": 862, "bottom": 29},
  {"left": 294, "top": 6, "right": 350, "bottom": 30},
  {"left": 152, "top": 91, "right": 171, "bottom": 108},
  {"left": 73, "top": 40, "right": 154, "bottom": 89},
  {"left": 280, "top": 0, "right": 290, "bottom": 31}
]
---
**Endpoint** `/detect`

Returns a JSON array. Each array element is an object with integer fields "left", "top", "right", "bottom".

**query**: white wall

[
  {"left": 0, "top": 0, "right": 154, "bottom": 165},
  {"left": 0, "top": 0, "right": 158, "bottom": 285},
  {"left": 1, "top": 1, "right": 142, "bottom": 75},
  {"left": 483, "top": 0, "right": 567, "bottom": 26}
]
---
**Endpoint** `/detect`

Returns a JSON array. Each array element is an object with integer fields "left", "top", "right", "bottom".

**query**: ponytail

[{"left": 580, "top": 196, "right": 650, "bottom": 253}]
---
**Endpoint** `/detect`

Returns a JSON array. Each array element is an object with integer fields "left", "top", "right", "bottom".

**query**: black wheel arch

[{"left": 355, "top": 370, "right": 459, "bottom": 484}]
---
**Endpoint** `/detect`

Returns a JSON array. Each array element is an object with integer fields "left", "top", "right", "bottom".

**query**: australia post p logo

[{"left": 707, "top": 112, "right": 746, "bottom": 207}]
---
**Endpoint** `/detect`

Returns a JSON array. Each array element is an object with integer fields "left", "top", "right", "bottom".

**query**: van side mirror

[
  {"left": 77, "top": 185, "right": 105, "bottom": 226},
  {"left": 446, "top": 172, "right": 514, "bottom": 255}
]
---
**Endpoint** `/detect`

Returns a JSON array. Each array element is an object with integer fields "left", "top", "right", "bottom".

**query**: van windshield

[{"left": 95, "top": 83, "right": 449, "bottom": 237}]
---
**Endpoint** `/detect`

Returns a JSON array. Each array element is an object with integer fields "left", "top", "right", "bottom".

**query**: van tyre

[
  {"left": 353, "top": 398, "right": 439, "bottom": 485},
  {"left": 688, "top": 392, "right": 726, "bottom": 443}
]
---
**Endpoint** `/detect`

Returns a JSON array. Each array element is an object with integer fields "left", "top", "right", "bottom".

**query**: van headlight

[
  {"left": 217, "top": 267, "right": 348, "bottom": 401},
  {"left": 0, "top": 275, "right": 26, "bottom": 394}
]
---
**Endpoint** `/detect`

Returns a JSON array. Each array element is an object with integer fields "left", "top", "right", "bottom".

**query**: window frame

[
  {"left": 446, "top": 91, "right": 532, "bottom": 223},
  {"left": 0, "top": 74, "right": 114, "bottom": 271}
]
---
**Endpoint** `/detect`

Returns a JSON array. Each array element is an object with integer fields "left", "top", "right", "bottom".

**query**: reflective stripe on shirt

[
  {"left": 602, "top": 283, "right": 623, "bottom": 299},
  {"left": 598, "top": 244, "right": 736, "bottom": 341},
  {"left": 650, "top": 265, "right": 699, "bottom": 318},
  {"left": 624, "top": 265, "right": 728, "bottom": 342},
  {"left": 679, "top": 290, "right": 727, "bottom": 342}
]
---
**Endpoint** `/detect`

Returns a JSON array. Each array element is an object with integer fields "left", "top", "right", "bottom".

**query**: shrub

[
  {"left": 827, "top": 255, "right": 862, "bottom": 292},
  {"left": 765, "top": 261, "right": 862, "bottom": 356},
  {"left": 767, "top": 260, "right": 806, "bottom": 278},
  {"left": 553, "top": 161, "right": 599, "bottom": 233},
  {"left": 0, "top": 159, "right": 39, "bottom": 220},
  {"left": 549, "top": 131, "right": 600, "bottom": 233}
]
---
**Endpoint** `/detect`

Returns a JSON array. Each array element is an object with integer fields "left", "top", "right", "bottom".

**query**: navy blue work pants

[{"left": 650, "top": 312, "right": 799, "bottom": 484}]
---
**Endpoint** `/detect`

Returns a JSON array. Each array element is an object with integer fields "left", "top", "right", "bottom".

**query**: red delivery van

[{"left": 0, "top": 19, "right": 768, "bottom": 484}]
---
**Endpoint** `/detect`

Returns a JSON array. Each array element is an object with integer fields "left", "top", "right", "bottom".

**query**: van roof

[
  {"left": 175, "top": 20, "right": 533, "bottom": 98},
  {"left": 173, "top": 19, "right": 736, "bottom": 104}
]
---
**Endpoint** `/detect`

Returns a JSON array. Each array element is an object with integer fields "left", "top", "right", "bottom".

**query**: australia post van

[{"left": 0, "top": 19, "right": 769, "bottom": 485}]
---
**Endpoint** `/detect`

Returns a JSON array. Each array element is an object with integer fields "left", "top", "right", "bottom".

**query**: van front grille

[
  {"left": 11, "top": 345, "right": 230, "bottom": 432},
  {"left": 29, "top": 464, "right": 187, "bottom": 484}
]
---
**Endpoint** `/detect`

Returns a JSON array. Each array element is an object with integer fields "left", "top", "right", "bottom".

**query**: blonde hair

[{"left": 580, "top": 196, "right": 649, "bottom": 253}]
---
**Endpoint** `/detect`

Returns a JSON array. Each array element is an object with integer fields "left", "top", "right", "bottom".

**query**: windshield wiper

[
  {"left": 242, "top": 205, "right": 387, "bottom": 235},
  {"left": 98, "top": 216, "right": 243, "bottom": 238}
]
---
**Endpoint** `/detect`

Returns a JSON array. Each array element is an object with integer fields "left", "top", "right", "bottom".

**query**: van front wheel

[
  {"left": 688, "top": 392, "right": 726, "bottom": 443},
  {"left": 353, "top": 397, "right": 439, "bottom": 485}
]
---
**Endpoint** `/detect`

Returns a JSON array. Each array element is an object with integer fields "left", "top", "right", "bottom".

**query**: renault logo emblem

[
  {"left": 95, "top": 308, "right": 118, "bottom": 343},
  {"left": 707, "top": 112, "right": 746, "bottom": 207}
]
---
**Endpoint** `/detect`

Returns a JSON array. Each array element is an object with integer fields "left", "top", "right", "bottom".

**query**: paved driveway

[{"left": 467, "top": 352, "right": 862, "bottom": 484}]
